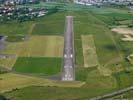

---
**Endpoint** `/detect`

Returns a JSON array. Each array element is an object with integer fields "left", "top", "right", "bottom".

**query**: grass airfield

[{"left": 0, "top": 3, "right": 133, "bottom": 99}]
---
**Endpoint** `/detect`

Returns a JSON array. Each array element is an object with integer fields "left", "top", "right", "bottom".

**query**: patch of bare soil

[{"left": 111, "top": 27, "right": 133, "bottom": 41}]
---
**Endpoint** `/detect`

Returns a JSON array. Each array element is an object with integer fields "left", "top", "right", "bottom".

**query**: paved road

[{"left": 62, "top": 16, "right": 75, "bottom": 81}]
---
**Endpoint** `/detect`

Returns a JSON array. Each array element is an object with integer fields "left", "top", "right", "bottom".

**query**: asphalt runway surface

[{"left": 62, "top": 16, "right": 75, "bottom": 81}]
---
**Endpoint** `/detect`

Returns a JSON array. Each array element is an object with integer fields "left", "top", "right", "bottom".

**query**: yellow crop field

[{"left": 3, "top": 35, "right": 64, "bottom": 57}]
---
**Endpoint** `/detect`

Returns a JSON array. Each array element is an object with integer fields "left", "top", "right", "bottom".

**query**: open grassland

[
  {"left": 84, "top": 70, "right": 117, "bottom": 89},
  {"left": 75, "top": 67, "right": 117, "bottom": 89},
  {"left": 3, "top": 36, "right": 64, "bottom": 57},
  {"left": 72, "top": 11, "right": 122, "bottom": 67},
  {"left": 113, "top": 71, "right": 133, "bottom": 88},
  {"left": 0, "top": 73, "right": 85, "bottom": 93},
  {"left": 31, "top": 11, "right": 67, "bottom": 35},
  {"left": 70, "top": 7, "right": 133, "bottom": 97},
  {"left": 88, "top": 7, "right": 133, "bottom": 14},
  {"left": 32, "top": 23, "right": 64, "bottom": 35},
  {"left": 13, "top": 57, "right": 62, "bottom": 75},
  {"left": 0, "top": 21, "right": 33, "bottom": 35},
  {"left": 81, "top": 35, "right": 99, "bottom": 68},
  {"left": 94, "top": 8, "right": 133, "bottom": 26},
  {"left": 4, "top": 86, "right": 115, "bottom": 100}
]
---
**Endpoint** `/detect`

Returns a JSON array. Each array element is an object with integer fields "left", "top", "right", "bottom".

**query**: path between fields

[{"left": 28, "top": 23, "right": 36, "bottom": 35}]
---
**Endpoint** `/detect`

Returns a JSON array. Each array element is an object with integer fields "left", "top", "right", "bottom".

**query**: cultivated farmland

[
  {"left": 81, "top": 35, "right": 99, "bottom": 68},
  {"left": 13, "top": 57, "right": 62, "bottom": 75},
  {"left": 3, "top": 36, "right": 64, "bottom": 57}
]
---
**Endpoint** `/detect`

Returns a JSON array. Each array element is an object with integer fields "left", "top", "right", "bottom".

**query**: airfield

[{"left": 0, "top": 2, "right": 133, "bottom": 99}]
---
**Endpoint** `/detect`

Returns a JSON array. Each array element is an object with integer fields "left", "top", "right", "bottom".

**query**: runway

[{"left": 62, "top": 16, "right": 75, "bottom": 81}]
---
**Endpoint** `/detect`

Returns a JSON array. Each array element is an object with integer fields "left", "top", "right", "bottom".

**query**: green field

[
  {"left": 4, "top": 86, "right": 115, "bottom": 100},
  {"left": 31, "top": 11, "right": 67, "bottom": 35},
  {"left": 113, "top": 71, "right": 133, "bottom": 88},
  {"left": 0, "top": 21, "right": 33, "bottom": 35},
  {"left": 66, "top": 11, "right": 124, "bottom": 69},
  {"left": 32, "top": 23, "right": 64, "bottom": 35},
  {"left": 0, "top": 11, "right": 66, "bottom": 36},
  {"left": 13, "top": 57, "right": 62, "bottom": 75},
  {"left": 6, "top": 35, "right": 25, "bottom": 42}
]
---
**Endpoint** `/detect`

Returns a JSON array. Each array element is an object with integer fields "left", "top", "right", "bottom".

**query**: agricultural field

[
  {"left": 0, "top": 3, "right": 133, "bottom": 100},
  {"left": 32, "top": 23, "right": 64, "bottom": 35},
  {"left": 0, "top": 11, "right": 66, "bottom": 36},
  {"left": 81, "top": 35, "right": 99, "bottom": 68},
  {"left": 13, "top": 57, "right": 62, "bottom": 75},
  {"left": 3, "top": 36, "right": 64, "bottom": 58}
]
